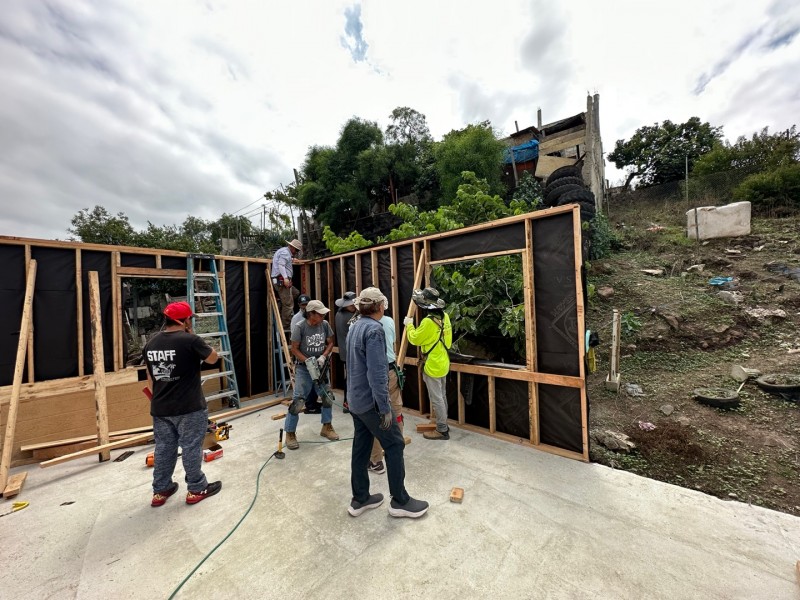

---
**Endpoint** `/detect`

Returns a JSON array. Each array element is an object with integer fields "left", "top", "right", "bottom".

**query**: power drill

[{"left": 304, "top": 355, "right": 336, "bottom": 407}]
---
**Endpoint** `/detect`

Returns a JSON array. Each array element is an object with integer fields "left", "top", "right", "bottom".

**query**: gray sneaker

[
  {"left": 348, "top": 493, "right": 384, "bottom": 517},
  {"left": 388, "top": 496, "right": 429, "bottom": 518}
]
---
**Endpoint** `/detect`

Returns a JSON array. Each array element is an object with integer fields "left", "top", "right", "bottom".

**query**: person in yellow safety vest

[{"left": 403, "top": 287, "right": 452, "bottom": 440}]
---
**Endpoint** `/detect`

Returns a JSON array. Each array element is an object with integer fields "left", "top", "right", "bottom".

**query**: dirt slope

[{"left": 586, "top": 200, "right": 800, "bottom": 516}]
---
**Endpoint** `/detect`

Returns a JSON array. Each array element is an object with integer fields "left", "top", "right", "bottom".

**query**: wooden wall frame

[
  {"left": 307, "top": 205, "right": 589, "bottom": 461},
  {"left": 0, "top": 205, "right": 589, "bottom": 463}
]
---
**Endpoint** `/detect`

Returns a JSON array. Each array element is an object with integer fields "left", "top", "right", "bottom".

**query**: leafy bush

[
  {"left": 588, "top": 211, "right": 620, "bottom": 260},
  {"left": 621, "top": 311, "right": 642, "bottom": 336},
  {"left": 511, "top": 171, "right": 543, "bottom": 210},
  {"left": 733, "top": 164, "right": 800, "bottom": 211},
  {"left": 431, "top": 255, "right": 527, "bottom": 362},
  {"left": 322, "top": 226, "right": 373, "bottom": 253}
]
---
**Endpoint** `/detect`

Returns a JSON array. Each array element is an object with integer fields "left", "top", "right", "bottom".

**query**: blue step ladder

[
  {"left": 187, "top": 254, "right": 240, "bottom": 409},
  {"left": 272, "top": 316, "right": 291, "bottom": 398},
  {"left": 268, "top": 280, "right": 294, "bottom": 398}
]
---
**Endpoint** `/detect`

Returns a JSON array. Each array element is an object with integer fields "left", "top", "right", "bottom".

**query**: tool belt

[{"left": 389, "top": 361, "right": 405, "bottom": 391}]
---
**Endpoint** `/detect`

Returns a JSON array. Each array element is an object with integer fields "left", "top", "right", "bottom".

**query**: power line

[{"left": 230, "top": 195, "right": 266, "bottom": 216}]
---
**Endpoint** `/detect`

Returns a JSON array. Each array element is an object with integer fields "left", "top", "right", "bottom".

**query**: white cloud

[{"left": 0, "top": 0, "right": 798, "bottom": 237}]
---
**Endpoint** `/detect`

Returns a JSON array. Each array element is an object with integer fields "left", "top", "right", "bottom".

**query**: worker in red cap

[{"left": 143, "top": 301, "right": 222, "bottom": 507}]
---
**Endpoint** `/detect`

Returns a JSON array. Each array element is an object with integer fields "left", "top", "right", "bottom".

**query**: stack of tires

[{"left": 542, "top": 165, "right": 596, "bottom": 224}]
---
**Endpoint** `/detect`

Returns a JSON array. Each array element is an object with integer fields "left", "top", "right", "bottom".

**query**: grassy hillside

[{"left": 586, "top": 197, "right": 800, "bottom": 516}]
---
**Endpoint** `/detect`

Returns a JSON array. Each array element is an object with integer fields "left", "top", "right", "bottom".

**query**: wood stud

[
  {"left": 88, "top": 272, "right": 111, "bottom": 462},
  {"left": 24, "top": 245, "right": 34, "bottom": 383}
]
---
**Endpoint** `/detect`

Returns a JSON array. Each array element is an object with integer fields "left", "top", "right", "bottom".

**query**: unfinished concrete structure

[{"left": 504, "top": 93, "right": 606, "bottom": 209}]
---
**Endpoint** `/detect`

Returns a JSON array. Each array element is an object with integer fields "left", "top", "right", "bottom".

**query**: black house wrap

[{"left": 0, "top": 204, "right": 588, "bottom": 461}]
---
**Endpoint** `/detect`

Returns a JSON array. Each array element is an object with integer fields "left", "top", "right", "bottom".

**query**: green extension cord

[{"left": 168, "top": 435, "right": 353, "bottom": 598}]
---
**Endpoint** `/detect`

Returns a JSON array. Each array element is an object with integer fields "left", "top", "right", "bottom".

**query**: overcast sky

[{"left": 1, "top": 0, "right": 798, "bottom": 240}]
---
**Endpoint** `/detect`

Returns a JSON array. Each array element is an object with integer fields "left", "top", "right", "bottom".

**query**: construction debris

[
  {"left": 591, "top": 430, "right": 636, "bottom": 453},
  {"left": 450, "top": 487, "right": 464, "bottom": 503},
  {"left": 731, "top": 365, "right": 762, "bottom": 382}
]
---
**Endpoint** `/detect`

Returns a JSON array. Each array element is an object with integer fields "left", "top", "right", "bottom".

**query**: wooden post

[
  {"left": 244, "top": 262, "right": 252, "bottom": 397},
  {"left": 76, "top": 249, "right": 84, "bottom": 376},
  {"left": 371, "top": 251, "right": 378, "bottom": 287},
  {"left": 355, "top": 253, "right": 362, "bottom": 291},
  {"left": 88, "top": 271, "right": 111, "bottom": 462},
  {"left": 111, "top": 252, "right": 121, "bottom": 370},
  {"left": 396, "top": 250, "right": 427, "bottom": 367},
  {"left": 457, "top": 372, "right": 465, "bottom": 425},
  {"left": 523, "top": 219, "right": 540, "bottom": 445},
  {"left": 24, "top": 245, "right": 35, "bottom": 384},
  {"left": 606, "top": 309, "right": 621, "bottom": 391},
  {"left": 488, "top": 375, "right": 496, "bottom": 434},
  {"left": 390, "top": 247, "right": 400, "bottom": 344},
  {"left": 0, "top": 259, "right": 36, "bottom": 493}
]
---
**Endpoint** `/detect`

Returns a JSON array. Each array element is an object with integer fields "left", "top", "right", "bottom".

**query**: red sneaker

[
  {"left": 186, "top": 481, "right": 222, "bottom": 505},
  {"left": 151, "top": 482, "right": 179, "bottom": 507}
]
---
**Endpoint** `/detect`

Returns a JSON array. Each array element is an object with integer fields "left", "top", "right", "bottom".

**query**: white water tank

[{"left": 686, "top": 201, "right": 751, "bottom": 240}]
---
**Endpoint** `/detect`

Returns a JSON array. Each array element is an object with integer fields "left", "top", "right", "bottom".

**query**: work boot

[
  {"left": 286, "top": 431, "right": 299, "bottom": 450},
  {"left": 423, "top": 427, "right": 450, "bottom": 440},
  {"left": 320, "top": 423, "right": 340, "bottom": 441},
  {"left": 404, "top": 436, "right": 411, "bottom": 445}
]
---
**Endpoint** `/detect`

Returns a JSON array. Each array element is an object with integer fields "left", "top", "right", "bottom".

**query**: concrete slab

[{"left": 1, "top": 397, "right": 798, "bottom": 599}]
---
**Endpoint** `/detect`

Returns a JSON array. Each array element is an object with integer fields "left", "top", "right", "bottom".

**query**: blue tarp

[{"left": 504, "top": 139, "right": 539, "bottom": 165}]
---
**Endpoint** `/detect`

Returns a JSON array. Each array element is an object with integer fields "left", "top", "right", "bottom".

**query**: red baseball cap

[{"left": 164, "top": 301, "right": 196, "bottom": 321}]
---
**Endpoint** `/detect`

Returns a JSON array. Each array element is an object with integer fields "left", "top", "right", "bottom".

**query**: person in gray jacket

[{"left": 345, "top": 287, "right": 428, "bottom": 519}]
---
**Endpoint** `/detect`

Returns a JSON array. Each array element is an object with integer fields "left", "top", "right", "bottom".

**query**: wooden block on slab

[
  {"left": 416, "top": 423, "right": 437, "bottom": 432},
  {"left": 280, "top": 399, "right": 292, "bottom": 406},
  {"left": 3, "top": 472, "right": 28, "bottom": 498},
  {"left": 450, "top": 487, "right": 464, "bottom": 503},
  {"left": 271, "top": 413, "right": 286, "bottom": 421}
]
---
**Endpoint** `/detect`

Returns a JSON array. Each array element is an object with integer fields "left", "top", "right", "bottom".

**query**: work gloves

[
  {"left": 379, "top": 411, "right": 393, "bottom": 430},
  {"left": 317, "top": 355, "right": 326, "bottom": 368},
  {"left": 403, "top": 316, "right": 413, "bottom": 326}
]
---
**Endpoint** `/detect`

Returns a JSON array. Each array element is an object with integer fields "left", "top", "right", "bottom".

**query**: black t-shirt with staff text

[{"left": 143, "top": 330, "right": 214, "bottom": 417}]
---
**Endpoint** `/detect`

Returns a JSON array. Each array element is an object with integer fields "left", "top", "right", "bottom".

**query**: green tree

[
  {"left": 382, "top": 171, "right": 537, "bottom": 242},
  {"left": 297, "top": 118, "right": 385, "bottom": 232},
  {"left": 693, "top": 126, "right": 800, "bottom": 176},
  {"left": 68, "top": 206, "right": 136, "bottom": 245},
  {"left": 383, "top": 107, "right": 433, "bottom": 204},
  {"left": 609, "top": 117, "right": 722, "bottom": 190},
  {"left": 433, "top": 121, "right": 507, "bottom": 202},
  {"left": 385, "top": 106, "right": 433, "bottom": 151}
]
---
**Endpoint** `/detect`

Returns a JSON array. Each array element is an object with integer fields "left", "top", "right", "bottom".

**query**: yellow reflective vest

[{"left": 406, "top": 313, "right": 452, "bottom": 378}]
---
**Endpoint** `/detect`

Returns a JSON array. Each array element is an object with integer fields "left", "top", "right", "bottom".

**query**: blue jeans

[
  {"left": 351, "top": 409, "right": 409, "bottom": 505},
  {"left": 152, "top": 408, "right": 208, "bottom": 494},
  {"left": 285, "top": 365, "right": 333, "bottom": 433}
]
